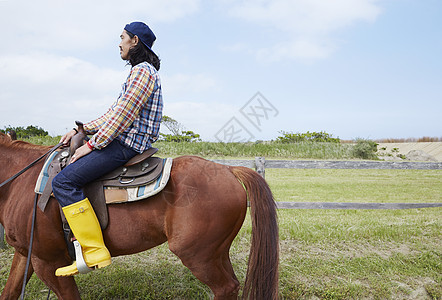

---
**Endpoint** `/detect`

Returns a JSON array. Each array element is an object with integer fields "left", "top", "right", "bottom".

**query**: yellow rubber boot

[{"left": 55, "top": 198, "right": 111, "bottom": 276}]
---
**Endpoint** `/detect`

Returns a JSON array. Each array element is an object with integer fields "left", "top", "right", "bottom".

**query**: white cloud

[
  {"left": 225, "top": 0, "right": 383, "bottom": 61},
  {"left": 229, "top": 0, "right": 381, "bottom": 34},
  {"left": 0, "top": 52, "right": 225, "bottom": 137},
  {"left": 0, "top": 0, "right": 205, "bottom": 134},
  {"left": 0, "top": 53, "right": 126, "bottom": 134},
  {"left": 1, "top": 53, "right": 123, "bottom": 88},
  {"left": 0, "top": 0, "right": 201, "bottom": 53}
]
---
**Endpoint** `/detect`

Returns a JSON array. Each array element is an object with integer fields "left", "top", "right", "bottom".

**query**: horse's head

[
  {"left": 0, "top": 132, "right": 19, "bottom": 155},
  {"left": 0, "top": 132, "right": 13, "bottom": 144}
]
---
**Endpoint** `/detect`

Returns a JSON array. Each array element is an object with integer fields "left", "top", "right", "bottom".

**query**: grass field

[
  {"left": 267, "top": 169, "right": 442, "bottom": 203},
  {"left": 1, "top": 167, "right": 440, "bottom": 299}
]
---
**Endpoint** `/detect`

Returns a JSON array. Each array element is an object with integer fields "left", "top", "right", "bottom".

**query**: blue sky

[{"left": 0, "top": 0, "right": 440, "bottom": 141}]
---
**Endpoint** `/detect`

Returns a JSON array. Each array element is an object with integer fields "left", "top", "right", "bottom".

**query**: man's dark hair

[{"left": 126, "top": 31, "right": 161, "bottom": 70}]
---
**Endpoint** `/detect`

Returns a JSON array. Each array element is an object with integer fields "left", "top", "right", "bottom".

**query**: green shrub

[
  {"left": 277, "top": 131, "right": 340, "bottom": 143},
  {"left": 352, "top": 139, "right": 378, "bottom": 159}
]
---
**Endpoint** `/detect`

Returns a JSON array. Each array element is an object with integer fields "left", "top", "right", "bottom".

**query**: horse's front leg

[
  {"left": 0, "top": 250, "right": 34, "bottom": 300},
  {"left": 31, "top": 255, "right": 81, "bottom": 300}
]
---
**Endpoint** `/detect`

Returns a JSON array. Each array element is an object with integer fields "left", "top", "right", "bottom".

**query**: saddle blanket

[
  {"left": 34, "top": 152, "right": 173, "bottom": 204},
  {"left": 34, "top": 150, "right": 59, "bottom": 194}
]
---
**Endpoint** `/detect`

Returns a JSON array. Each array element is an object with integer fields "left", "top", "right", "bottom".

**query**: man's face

[{"left": 119, "top": 30, "right": 137, "bottom": 60}]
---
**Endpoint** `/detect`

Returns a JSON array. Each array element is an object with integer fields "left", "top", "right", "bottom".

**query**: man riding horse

[
  {"left": 0, "top": 21, "right": 278, "bottom": 300},
  {"left": 52, "top": 21, "right": 163, "bottom": 276}
]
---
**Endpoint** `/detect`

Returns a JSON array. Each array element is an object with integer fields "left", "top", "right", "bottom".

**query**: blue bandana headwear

[{"left": 124, "top": 22, "right": 157, "bottom": 55}]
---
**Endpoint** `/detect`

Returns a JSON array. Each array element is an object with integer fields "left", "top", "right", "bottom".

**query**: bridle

[{"left": 0, "top": 141, "right": 63, "bottom": 300}]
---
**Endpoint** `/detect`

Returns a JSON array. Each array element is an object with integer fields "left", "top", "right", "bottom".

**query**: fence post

[
  {"left": 0, "top": 224, "right": 5, "bottom": 249},
  {"left": 255, "top": 157, "right": 266, "bottom": 178}
]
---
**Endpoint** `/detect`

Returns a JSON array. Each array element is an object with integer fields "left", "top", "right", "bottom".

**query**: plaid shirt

[{"left": 84, "top": 62, "right": 163, "bottom": 153}]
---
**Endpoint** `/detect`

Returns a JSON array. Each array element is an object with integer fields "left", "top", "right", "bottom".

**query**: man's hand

[
  {"left": 70, "top": 144, "right": 92, "bottom": 164},
  {"left": 60, "top": 129, "right": 77, "bottom": 146}
]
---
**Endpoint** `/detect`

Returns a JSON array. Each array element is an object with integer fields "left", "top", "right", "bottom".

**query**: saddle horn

[
  {"left": 70, "top": 121, "right": 88, "bottom": 154},
  {"left": 75, "top": 120, "right": 86, "bottom": 135}
]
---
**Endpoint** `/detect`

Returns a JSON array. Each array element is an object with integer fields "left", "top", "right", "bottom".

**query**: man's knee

[
  {"left": 52, "top": 172, "right": 72, "bottom": 194},
  {"left": 52, "top": 173, "right": 63, "bottom": 197}
]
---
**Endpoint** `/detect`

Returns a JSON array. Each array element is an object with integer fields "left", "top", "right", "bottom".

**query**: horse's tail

[{"left": 231, "top": 166, "right": 279, "bottom": 299}]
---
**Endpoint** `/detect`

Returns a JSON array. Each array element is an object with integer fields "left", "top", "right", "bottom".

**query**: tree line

[{"left": 0, "top": 125, "right": 48, "bottom": 139}]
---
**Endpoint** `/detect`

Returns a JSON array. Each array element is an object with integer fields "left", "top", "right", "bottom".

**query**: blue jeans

[{"left": 52, "top": 139, "right": 138, "bottom": 207}]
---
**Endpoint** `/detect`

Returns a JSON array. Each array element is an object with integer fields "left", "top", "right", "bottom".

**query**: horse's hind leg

[
  {"left": 0, "top": 250, "right": 34, "bottom": 300},
  {"left": 169, "top": 234, "right": 241, "bottom": 299},
  {"left": 177, "top": 252, "right": 240, "bottom": 300}
]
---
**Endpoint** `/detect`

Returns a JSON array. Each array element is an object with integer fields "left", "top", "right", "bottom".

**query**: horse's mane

[{"left": 0, "top": 132, "right": 52, "bottom": 151}]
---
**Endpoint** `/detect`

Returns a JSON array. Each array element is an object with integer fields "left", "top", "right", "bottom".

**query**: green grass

[
  {"left": 266, "top": 169, "right": 442, "bottom": 203},
  {"left": 1, "top": 161, "right": 441, "bottom": 298},
  {"left": 22, "top": 135, "right": 61, "bottom": 146},
  {"left": 154, "top": 141, "right": 357, "bottom": 160},
  {"left": 276, "top": 209, "right": 441, "bottom": 299}
]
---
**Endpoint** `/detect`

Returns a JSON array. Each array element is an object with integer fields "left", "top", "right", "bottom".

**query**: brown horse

[{"left": 0, "top": 133, "right": 279, "bottom": 300}]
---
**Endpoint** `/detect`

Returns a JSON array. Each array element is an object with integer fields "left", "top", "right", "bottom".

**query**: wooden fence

[
  {"left": 211, "top": 158, "right": 442, "bottom": 174},
  {"left": 212, "top": 157, "right": 442, "bottom": 210},
  {"left": 1, "top": 158, "right": 441, "bottom": 249}
]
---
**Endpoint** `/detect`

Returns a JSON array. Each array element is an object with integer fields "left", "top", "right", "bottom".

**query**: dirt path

[{"left": 377, "top": 142, "right": 442, "bottom": 161}]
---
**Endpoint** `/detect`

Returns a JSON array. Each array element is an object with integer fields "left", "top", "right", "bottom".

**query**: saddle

[
  {"left": 37, "top": 123, "right": 167, "bottom": 230},
  {"left": 83, "top": 151, "right": 164, "bottom": 229},
  {"left": 34, "top": 123, "right": 171, "bottom": 262}
]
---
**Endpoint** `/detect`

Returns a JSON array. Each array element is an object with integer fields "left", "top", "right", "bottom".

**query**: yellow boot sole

[
  {"left": 55, "top": 259, "right": 111, "bottom": 277},
  {"left": 55, "top": 262, "right": 80, "bottom": 277}
]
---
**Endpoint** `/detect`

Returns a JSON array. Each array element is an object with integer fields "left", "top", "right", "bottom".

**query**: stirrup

[{"left": 73, "top": 240, "right": 94, "bottom": 274}]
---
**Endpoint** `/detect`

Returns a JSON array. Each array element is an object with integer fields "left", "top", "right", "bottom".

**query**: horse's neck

[
  {"left": 0, "top": 144, "right": 45, "bottom": 225},
  {"left": 0, "top": 145, "right": 18, "bottom": 182},
  {"left": 0, "top": 141, "right": 48, "bottom": 170},
  {"left": 0, "top": 146, "right": 14, "bottom": 223},
  {"left": 0, "top": 144, "right": 28, "bottom": 176},
  {"left": 0, "top": 143, "right": 46, "bottom": 195}
]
